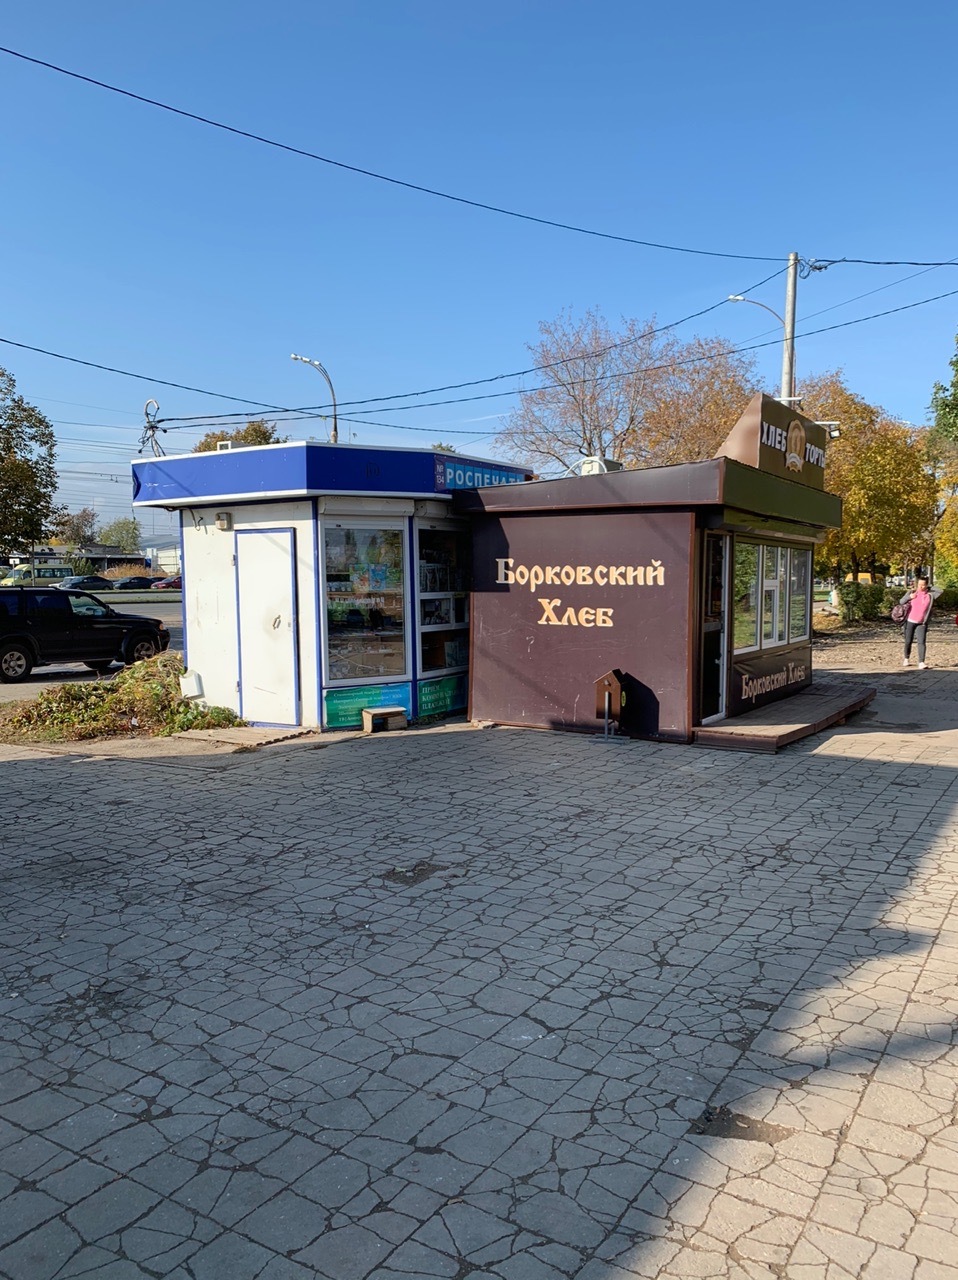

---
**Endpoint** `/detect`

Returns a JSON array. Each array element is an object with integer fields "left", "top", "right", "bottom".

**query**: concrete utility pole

[{"left": 781, "top": 251, "right": 799, "bottom": 404}]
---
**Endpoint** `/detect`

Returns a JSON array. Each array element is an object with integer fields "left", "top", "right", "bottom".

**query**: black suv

[{"left": 0, "top": 588, "right": 171, "bottom": 683}]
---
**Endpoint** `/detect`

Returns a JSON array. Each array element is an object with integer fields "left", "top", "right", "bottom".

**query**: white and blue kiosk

[{"left": 132, "top": 442, "right": 530, "bottom": 729}]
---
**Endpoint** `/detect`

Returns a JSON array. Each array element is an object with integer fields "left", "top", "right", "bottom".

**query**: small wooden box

[{"left": 361, "top": 705, "right": 408, "bottom": 734}]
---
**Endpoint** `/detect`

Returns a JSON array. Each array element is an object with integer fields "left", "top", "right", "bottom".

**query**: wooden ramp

[{"left": 692, "top": 679, "right": 876, "bottom": 753}]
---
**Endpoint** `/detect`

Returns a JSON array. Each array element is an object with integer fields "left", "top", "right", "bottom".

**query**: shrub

[
  {"left": 836, "top": 581, "right": 887, "bottom": 623},
  {"left": 836, "top": 581, "right": 868, "bottom": 624},
  {"left": 104, "top": 562, "right": 150, "bottom": 580},
  {"left": 861, "top": 583, "right": 885, "bottom": 620},
  {"left": 0, "top": 652, "right": 245, "bottom": 742},
  {"left": 934, "top": 587, "right": 958, "bottom": 612},
  {"left": 881, "top": 587, "right": 901, "bottom": 616}
]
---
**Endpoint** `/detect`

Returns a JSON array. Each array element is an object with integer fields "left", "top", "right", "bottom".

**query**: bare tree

[{"left": 495, "top": 309, "right": 759, "bottom": 473}]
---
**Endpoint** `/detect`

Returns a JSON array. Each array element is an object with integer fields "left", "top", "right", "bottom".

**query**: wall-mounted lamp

[
  {"left": 816, "top": 421, "right": 842, "bottom": 440},
  {"left": 214, "top": 512, "right": 233, "bottom": 531}
]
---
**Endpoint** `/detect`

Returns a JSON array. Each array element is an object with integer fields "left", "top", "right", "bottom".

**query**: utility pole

[{"left": 781, "top": 251, "right": 799, "bottom": 403}]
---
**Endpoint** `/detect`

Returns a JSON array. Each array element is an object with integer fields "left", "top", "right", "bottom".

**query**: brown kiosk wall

[{"left": 469, "top": 510, "right": 695, "bottom": 740}]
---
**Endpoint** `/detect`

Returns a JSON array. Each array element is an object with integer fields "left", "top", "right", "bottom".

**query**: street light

[
  {"left": 728, "top": 293, "right": 796, "bottom": 405},
  {"left": 290, "top": 353, "right": 339, "bottom": 444},
  {"left": 727, "top": 294, "right": 785, "bottom": 325},
  {"left": 728, "top": 250, "right": 799, "bottom": 405}
]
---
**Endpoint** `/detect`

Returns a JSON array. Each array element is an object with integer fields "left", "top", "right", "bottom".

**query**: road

[{"left": 0, "top": 598, "right": 183, "bottom": 703}]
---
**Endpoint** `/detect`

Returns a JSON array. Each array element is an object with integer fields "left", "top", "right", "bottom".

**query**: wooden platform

[{"left": 692, "top": 679, "right": 876, "bottom": 753}]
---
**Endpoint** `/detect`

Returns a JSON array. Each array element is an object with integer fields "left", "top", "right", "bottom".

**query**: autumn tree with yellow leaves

[
  {"left": 798, "top": 372, "right": 936, "bottom": 579},
  {"left": 924, "top": 336, "right": 958, "bottom": 583}
]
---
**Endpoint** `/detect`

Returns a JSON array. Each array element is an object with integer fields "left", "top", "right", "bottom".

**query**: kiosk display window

[
  {"left": 735, "top": 541, "right": 811, "bottom": 654},
  {"left": 733, "top": 543, "right": 761, "bottom": 651},
  {"left": 418, "top": 528, "right": 470, "bottom": 674},
  {"left": 324, "top": 526, "right": 407, "bottom": 682},
  {"left": 789, "top": 549, "right": 811, "bottom": 641}
]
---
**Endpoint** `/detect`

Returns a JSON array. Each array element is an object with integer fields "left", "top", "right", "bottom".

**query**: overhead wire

[
  {"left": 0, "top": 335, "right": 292, "bottom": 410},
  {"left": 15, "top": 279, "right": 958, "bottom": 451},
  {"left": 6, "top": 50, "right": 957, "bottom": 273},
  {"left": 153, "top": 265, "right": 792, "bottom": 428},
  {"left": 0, "top": 45, "right": 784, "bottom": 264},
  {"left": 178, "top": 284, "right": 958, "bottom": 425},
  {"left": 1, "top": 269, "right": 788, "bottom": 433},
  {"left": 42, "top": 277, "right": 957, "bottom": 448}
]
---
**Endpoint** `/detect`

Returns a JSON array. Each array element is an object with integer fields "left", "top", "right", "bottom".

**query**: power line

[
  {"left": 0, "top": 45, "right": 784, "bottom": 264},
  {"left": 796, "top": 257, "right": 958, "bottom": 325},
  {"left": 2, "top": 271, "right": 787, "bottom": 434},
  {"left": 81, "top": 277, "right": 958, "bottom": 439},
  {"left": 332, "top": 283, "right": 958, "bottom": 415},
  {"left": 811, "top": 257, "right": 958, "bottom": 269},
  {"left": 154, "top": 266, "right": 791, "bottom": 428},
  {"left": 11, "top": 281, "right": 958, "bottom": 446},
  {"left": 0, "top": 335, "right": 291, "bottom": 410}
]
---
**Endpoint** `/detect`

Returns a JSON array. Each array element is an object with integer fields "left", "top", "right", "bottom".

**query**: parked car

[
  {"left": 57, "top": 575, "right": 114, "bottom": 592},
  {"left": 150, "top": 575, "right": 182, "bottom": 590},
  {"left": 112, "top": 576, "right": 160, "bottom": 590},
  {"left": 0, "top": 588, "right": 170, "bottom": 683}
]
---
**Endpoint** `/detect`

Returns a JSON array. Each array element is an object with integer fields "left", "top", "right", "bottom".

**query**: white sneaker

[
  {"left": 903, "top": 659, "right": 910, "bottom": 667},
  {"left": 918, "top": 662, "right": 927, "bottom": 670}
]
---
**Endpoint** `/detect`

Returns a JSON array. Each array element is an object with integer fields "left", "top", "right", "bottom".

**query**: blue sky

[{"left": 3, "top": 1, "right": 957, "bottom": 539}]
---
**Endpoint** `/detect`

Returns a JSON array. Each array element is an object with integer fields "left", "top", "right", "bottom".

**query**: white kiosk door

[{"left": 235, "top": 528, "right": 300, "bottom": 725}]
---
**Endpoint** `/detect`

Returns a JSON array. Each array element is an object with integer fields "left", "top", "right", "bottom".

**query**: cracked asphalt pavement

[{"left": 2, "top": 659, "right": 958, "bottom": 1278}]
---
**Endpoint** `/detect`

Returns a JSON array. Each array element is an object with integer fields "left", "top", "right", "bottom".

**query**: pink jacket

[{"left": 899, "top": 588, "right": 940, "bottom": 624}]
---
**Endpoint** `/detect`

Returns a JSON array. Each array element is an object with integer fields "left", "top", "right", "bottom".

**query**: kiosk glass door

[{"left": 700, "top": 533, "right": 728, "bottom": 721}]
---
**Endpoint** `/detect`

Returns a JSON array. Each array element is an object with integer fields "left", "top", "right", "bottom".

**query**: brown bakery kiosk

[{"left": 454, "top": 394, "right": 841, "bottom": 743}]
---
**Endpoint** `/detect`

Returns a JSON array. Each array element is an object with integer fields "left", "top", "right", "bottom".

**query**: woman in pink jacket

[{"left": 900, "top": 577, "right": 940, "bottom": 668}]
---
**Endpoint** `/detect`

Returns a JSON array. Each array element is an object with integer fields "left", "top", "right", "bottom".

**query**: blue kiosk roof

[{"left": 132, "top": 441, "right": 532, "bottom": 508}]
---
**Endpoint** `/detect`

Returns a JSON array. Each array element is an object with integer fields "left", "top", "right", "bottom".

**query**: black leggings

[{"left": 903, "top": 620, "right": 927, "bottom": 663}]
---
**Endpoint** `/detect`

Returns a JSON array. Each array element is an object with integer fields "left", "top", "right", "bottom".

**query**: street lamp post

[
  {"left": 290, "top": 353, "right": 339, "bottom": 444},
  {"left": 728, "top": 250, "right": 799, "bottom": 404}
]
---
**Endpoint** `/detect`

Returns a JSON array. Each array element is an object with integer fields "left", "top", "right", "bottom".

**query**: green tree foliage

[
  {"left": 0, "top": 367, "right": 59, "bottom": 555},
  {"left": 799, "top": 371, "right": 936, "bottom": 578},
  {"left": 97, "top": 517, "right": 142, "bottom": 553},
  {"left": 495, "top": 308, "right": 760, "bottom": 472},
  {"left": 53, "top": 506, "right": 99, "bottom": 546},
  {"left": 193, "top": 419, "right": 288, "bottom": 453},
  {"left": 930, "top": 334, "right": 958, "bottom": 442}
]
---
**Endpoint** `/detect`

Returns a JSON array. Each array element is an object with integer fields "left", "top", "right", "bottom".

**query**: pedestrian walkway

[{"left": 1, "top": 680, "right": 957, "bottom": 1278}]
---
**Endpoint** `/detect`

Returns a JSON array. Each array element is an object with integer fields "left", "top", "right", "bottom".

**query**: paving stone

[
  {"left": 236, "top": 1189, "right": 327, "bottom": 1252},
  {"left": 0, "top": 1189, "right": 66, "bottom": 1248},
  {"left": 64, "top": 1179, "right": 161, "bottom": 1240},
  {"left": 293, "top": 1222, "right": 394, "bottom": 1277},
  {"left": 187, "top": 1232, "right": 279, "bottom": 1280},
  {"left": 0, "top": 1217, "right": 81, "bottom": 1280}
]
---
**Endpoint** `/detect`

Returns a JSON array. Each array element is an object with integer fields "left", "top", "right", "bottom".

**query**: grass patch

[{"left": 0, "top": 652, "right": 245, "bottom": 743}]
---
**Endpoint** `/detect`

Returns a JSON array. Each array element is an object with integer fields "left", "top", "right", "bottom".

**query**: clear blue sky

[{"left": 3, "top": 1, "right": 957, "bottom": 539}]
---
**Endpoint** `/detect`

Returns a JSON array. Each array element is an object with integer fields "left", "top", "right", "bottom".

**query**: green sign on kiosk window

[
  {"left": 324, "top": 684, "right": 412, "bottom": 729},
  {"left": 418, "top": 675, "right": 467, "bottom": 718}
]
